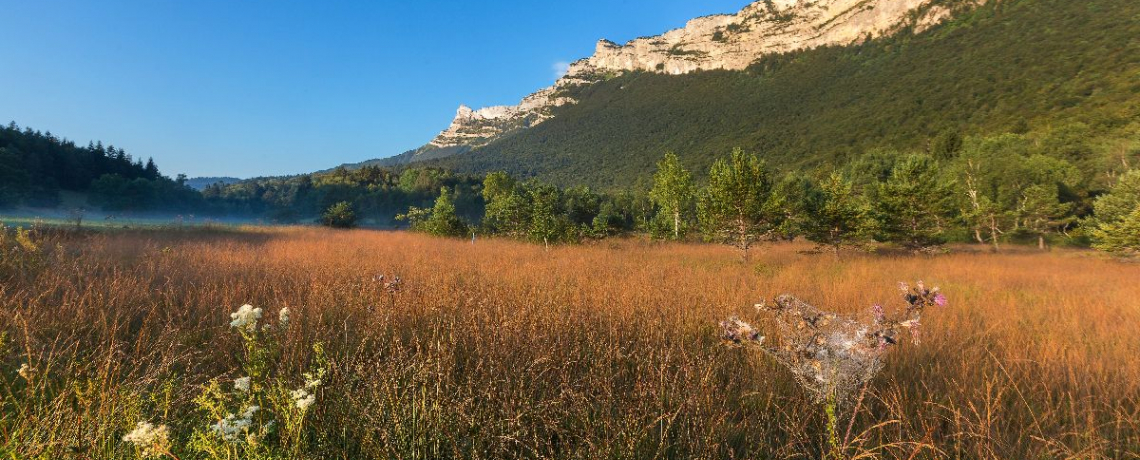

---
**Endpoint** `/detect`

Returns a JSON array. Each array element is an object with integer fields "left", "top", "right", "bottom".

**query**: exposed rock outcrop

[{"left": 418, "top": 0, "right": 973, "bottom": 157}]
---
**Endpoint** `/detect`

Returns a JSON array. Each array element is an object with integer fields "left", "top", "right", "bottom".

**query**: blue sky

[{"left": 0, "top": 0, "right": 749, "bottom": 178}]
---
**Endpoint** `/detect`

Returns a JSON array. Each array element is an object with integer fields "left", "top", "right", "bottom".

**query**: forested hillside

[{"left": 426, "top": 0, "right": 1139, "bottom": 189}]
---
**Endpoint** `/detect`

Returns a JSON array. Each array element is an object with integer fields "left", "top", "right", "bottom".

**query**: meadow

[{"left": 2, "top": 226, "right": 1139, "bottom": 459}]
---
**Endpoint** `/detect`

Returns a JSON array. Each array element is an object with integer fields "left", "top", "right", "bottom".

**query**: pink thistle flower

[{"left": 933, "top": 293, "right": 947, "bottom": 307}]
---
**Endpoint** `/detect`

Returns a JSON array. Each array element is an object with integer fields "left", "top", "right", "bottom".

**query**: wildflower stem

[
  {"left": 841, "top": 382, "right": 869, "bottom": 450},
  {"left": 825, "top": 395, "right": 841, "bottom": 460}
]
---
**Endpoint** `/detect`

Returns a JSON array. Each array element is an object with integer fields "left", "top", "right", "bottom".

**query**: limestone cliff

[{"left": 415, "top": 0, "right": 972, "bottom": 157}]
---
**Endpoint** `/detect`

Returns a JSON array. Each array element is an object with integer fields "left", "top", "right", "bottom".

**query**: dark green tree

[
  {"left": 931, "top": 129, "right": 963, "bottom": 161},
  {"left": 876, "top": 154, "right": 955, "bottom": 251},
  {"left": 321, "top": 201, "right": 358, "bottom": 229},
  {"left": 800, "top": 173, "right": 875, "bottom": 257},
  {"left": 0, "top": 148, "right": 28, "bottom": 208}
]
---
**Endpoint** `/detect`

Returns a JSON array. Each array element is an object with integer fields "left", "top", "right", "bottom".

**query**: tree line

[
  {"left": 394, "top": 139, "right": 1140, "bottom": 257},
  {"left": 2, "top": 120, "right": 1135, "bottom": 256}
]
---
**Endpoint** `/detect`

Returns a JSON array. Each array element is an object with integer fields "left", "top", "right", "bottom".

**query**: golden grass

[{"left": 2, "top": 227, "right": 1139, "bottom": 458}]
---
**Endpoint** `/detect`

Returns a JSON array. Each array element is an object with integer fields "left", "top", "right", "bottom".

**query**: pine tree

[
  {"left": 322, "top": 201, "right": 358, "bottom": 229},
  {"left": 800, "top": 173, "right": 874, "bottom": 257},
  {"left": 144, "top": 157, "right": 160, "bottom": 179},
  {"left": 425, "top": 187, "right": 468, "bottom": 237},
  {"left": 876, "top": 154, "right": 955, "bottom": 251},
  {"left": 697, "top": 148, "right": 783, "bottom": 260},
  {"left": 649, "top": 152, "right": 695, "bottom": 240}
]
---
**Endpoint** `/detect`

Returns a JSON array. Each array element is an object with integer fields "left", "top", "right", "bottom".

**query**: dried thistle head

[
  {"left": 721, "top": 281, "right": 947, "bottom": 404},
  {"left": 720, "top": 317, "right": 764, "bottom": 346}
]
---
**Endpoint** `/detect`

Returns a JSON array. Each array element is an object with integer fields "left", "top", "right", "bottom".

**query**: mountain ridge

[
  {"left": 361, "top": 0, "right": 977, "bottom": 169},
  {"left": 418, "top": 0, "right": 1139, "bottom": 188}
]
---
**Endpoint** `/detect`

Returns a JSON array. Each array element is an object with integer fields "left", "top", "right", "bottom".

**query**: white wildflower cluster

[
  {"left": 211, "top": 405, "right": 259, "bottom": 442},
  {"left": 123, "top": 421, "right": 171, "bottom": 457},
  {"left": 291, "top": 372, "right": 322, "bottom": 411},
  {"left": 278, "top": 307, "right": 290, "bottom": 327},
  {"left": 291, "top": 389, "right": 316, "bottom": 411},
  {"left": 229, "top": 304, "right": 263, "bottom": 330},
  {"left": 234, "top": 376, "right": 251, "bottom": 393}
]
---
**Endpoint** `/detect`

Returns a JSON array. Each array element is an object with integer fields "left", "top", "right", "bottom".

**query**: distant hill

[
  {"left": 0, "top": 122, "right": 201, "bottom": 210},
  {"left": 185, "top": 176, "right": 243, "bottom": 191},
  {"left": 352, "top": 0, "right": 1139, "bottom": 189}
]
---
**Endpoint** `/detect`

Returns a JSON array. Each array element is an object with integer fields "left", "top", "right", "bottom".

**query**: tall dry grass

[{"left": 1, "top": 227, "right": 1138, "bottom": 459}]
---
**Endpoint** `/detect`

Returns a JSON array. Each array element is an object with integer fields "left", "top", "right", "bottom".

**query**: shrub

[
  {"left": 1089, "top": 170, "right": 1140, "bottom": 255},
  {"left": 321, "top": 201, "right": 358, "bottom": 229}
]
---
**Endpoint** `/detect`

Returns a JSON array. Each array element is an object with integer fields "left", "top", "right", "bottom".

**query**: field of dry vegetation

[{"left": 2, "top": 226, "right": 1139, "bottom": 459}]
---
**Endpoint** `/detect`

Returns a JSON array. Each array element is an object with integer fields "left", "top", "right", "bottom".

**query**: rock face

[
  {"left": 428, "top": 86, "right": 575, "bottom": 148},
  {"left": 418, "top": 0, "right": 970, "bottom": 156}
]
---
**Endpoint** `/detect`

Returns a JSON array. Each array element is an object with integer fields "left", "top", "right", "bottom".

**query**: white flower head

[
  {"left": 278, "top": 307, "right": 291, "bottom": 326},
  {"left": 123, "top": 421, "right": 171, "bottom": 457},
  {"left": 234, "top": 376, "right": 251, "bottom": 393},
  {"left": 210, "top": 406, "right": 258, "bottom": 443},
  {"left": 291, "top": 388, "right": 316, "bottom": 411},
  {"left": 229, "top": 304, "right": 263, "bottom": 330}
]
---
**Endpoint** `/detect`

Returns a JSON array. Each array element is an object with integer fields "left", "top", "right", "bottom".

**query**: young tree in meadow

[
  {"left": 426, "top": 187, "right": 469, "bottom": 237},
  {"left": 800, "top": 173, "right": 875, "bottom": 257},
  {"left": 397, "top": 187, "right": 469, "bottom": 237},
  {"left": 774, "top": 172, "right": 815, "bottom": 241},
  {"left": 321, "top": 201, "right": 358, "bottom": 229},
  {"left": 697, "top": 148, "right": 784, "bottom": 260},
  {"left": 1089, "top": 170, "right": 1140, "bottom": 227},
  {"left": 527, "top": 184, "right": 568, "bottom": 247},
  {"left": 876, "top": 154, "right": 955, "bottom": 251},
  {"left": 1018, "top": 184, "right": 1073, "bottom": 250},
  {"left": 481, "top": 172, "right": 530, "bottom": 237},
  {"left": 649, "top": 152, "right": 695, "bottom": 240}
]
